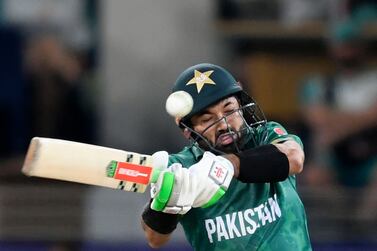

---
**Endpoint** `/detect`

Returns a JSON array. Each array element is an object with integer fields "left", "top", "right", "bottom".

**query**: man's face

[{"left": 190, "top": 96, "right": 245, "bottom": 153}]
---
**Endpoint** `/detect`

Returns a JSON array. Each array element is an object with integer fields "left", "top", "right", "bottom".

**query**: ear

[
  {"left": 175, "top": 117, "right": 191, "bottom": 139},
  {"left": 183, "top": 128, "right": 191, "bottom": 139}
]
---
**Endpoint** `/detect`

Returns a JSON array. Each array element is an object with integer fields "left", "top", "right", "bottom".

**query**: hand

[
  {"left": 150, "top": 151, "right": 170, "bottom": 182},
  {"left": 150, "top": 151, "right": 234, "bottom": 214}
]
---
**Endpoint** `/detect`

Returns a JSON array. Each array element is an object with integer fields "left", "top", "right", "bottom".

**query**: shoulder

[
  {"left": 263, "top": 121, "right": 289, "bottom": 137},
  {"left": 263, "top": 121, "right": 303, "bottom": 148}
]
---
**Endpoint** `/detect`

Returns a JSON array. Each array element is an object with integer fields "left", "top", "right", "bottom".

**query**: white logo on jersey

[{"left": 204, "top": 194, "right": 281, "bottom": 243}]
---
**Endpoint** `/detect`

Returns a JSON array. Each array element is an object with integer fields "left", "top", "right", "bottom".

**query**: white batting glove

[
  {"left": 150, "top": 151, "right": 234, "bottom": 214},
  {"left": 148, "top": 150, "right": 170, "bottom": 198},
  {"left": 189, "top": 152, "right": 234, "bottom": 207},
  {"left": 150, "top": 151, "right": 170, "bottom": 181}
]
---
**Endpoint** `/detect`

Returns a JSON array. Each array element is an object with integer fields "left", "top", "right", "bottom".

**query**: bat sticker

[{"left": 107, "top": 160, "right": 153, "bottom": 185}]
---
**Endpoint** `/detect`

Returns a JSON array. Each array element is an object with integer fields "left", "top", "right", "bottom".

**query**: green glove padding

[{"left": 151, "top": 171, "right": 175, "bottom": 211}]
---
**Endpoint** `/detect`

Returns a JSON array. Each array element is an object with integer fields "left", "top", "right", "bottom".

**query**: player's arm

[
  {"left": 224, "top": 138, "right": 304, "bottom": 183},
  {"left": 141, "top": 209, "right": 175, "bottom": 248},
  {"left": 272, "top": 139, "right": 304, "bottom": 175}
]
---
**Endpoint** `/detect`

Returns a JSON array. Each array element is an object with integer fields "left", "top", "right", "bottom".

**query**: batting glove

[{"left": 150, "top": 151, "right": 234, "bottom": 214}]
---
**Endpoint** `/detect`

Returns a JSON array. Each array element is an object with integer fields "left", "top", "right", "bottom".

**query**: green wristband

[{"left": 151, "top": 171, "right": 175, "bottom": 211}]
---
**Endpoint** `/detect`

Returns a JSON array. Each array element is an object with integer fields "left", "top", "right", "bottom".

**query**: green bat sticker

[{"left": 106, "top": 160, "right": 117, "bottom": 178}]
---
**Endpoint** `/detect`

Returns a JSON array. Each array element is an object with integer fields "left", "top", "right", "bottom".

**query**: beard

[
  {"left": 214, "top": 131, "right": 241, "bottom": 153},
  {"left": 196, "top": 123, "right": 251, "bottom": 154},
  {"left": 197, "top": 137, "right": 239, "bottom": 154}
]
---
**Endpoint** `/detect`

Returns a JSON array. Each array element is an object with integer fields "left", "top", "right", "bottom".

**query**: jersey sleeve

[
  {"left": 168, "top": 146, "right": 200, "bottom": 167},
  {"left": 288, "top": 175, "right": 297, "bottom": 190},
  {"left": 264, "top": 121, "right": 304, "bottom": 149}
]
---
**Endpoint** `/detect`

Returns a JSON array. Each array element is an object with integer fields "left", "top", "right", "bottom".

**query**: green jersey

[{"left": 169, "top": 121, "right": 312, "bottom": 251}]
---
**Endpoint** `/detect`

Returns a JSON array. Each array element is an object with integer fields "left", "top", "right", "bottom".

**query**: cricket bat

[{"left": 22, "top": 137, "right": 167, "bottom": 193}]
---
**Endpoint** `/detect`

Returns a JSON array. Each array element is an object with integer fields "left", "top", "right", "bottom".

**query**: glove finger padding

[
  {"left": 149, "top": 150, "right": 170, "bottom": 206},
  {"left": 151, "top": 164, "right": 193, "bottom": 214},
  {"left": 151, "top": 170, "right": 175, "bottom": 212},
  {"left": 163, "top": 165, "right": 193, "bottom": 214}
]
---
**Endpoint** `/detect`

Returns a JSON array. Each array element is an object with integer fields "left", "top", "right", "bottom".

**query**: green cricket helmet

[
  {"left": 170, "top": 63, "right": 242, "bottom": 121},
  {"left": 166, "top": 63, "right": 267, "bottom": 154}
]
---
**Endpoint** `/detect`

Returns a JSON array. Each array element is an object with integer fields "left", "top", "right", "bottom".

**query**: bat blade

[{"left": 22, "top": 137, "right": 153, "bottom": 193}]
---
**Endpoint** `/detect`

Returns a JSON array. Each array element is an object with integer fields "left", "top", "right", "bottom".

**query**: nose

[{"left": 216, "top": 117, "right": 229, "bottom": 133}]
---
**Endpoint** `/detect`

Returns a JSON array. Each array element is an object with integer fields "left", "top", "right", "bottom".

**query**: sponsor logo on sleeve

[{"left": 273, "top": 127, "right": 286, "bottom": 135}]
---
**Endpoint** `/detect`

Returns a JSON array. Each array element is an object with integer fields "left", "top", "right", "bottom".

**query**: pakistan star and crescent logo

[{"left": 186, "top": 70, "right": 216, "bottom": 93}]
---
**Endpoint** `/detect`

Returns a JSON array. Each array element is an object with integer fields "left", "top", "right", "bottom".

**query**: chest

[{"left": 180, "top": 179, "right": 304, "bottom": 248}]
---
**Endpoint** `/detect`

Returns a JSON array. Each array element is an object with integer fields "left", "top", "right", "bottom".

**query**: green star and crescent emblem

[{"left": 186, "top": 70, "right": 216, "bottom": 93}]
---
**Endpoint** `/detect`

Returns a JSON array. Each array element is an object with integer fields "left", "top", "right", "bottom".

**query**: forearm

[
  {"left": 141, "top": 201, "right": 179, "bottom": 248},
  {"left": 141, "top": 220, "right": 172, "bottom": 248},
  {"left": 224, "top": 153, "right": 240, "bottom": 178},
  {"left": 273, "top": 140, "right": 304, "bottom": 175}
]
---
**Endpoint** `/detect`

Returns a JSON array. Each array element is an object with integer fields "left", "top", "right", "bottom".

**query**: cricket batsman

[{"left": 141, "top": 63, "right": 312, "bottom": 250}]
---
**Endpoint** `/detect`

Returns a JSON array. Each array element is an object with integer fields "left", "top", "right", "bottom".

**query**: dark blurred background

[{"left": 0, "top": 0, "right": 377, "bottom": 250}]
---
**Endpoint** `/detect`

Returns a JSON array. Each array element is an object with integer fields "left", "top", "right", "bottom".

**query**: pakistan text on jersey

[{"left": 204, "top": 194, "right": 281, "bottom": 243}]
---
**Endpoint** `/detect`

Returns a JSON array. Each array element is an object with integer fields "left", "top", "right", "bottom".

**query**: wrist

[
  {"left": 222, "top": 154, "right": 240, "bottom": 178},
  {"left": 142, "top": 200, "right": 179, "bottom": 234}
]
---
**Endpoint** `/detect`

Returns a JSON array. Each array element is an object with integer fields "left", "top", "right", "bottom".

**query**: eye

[
  {"left": 201, "top": 116, "right": 212, "bottom": 123},
  {"left": 224, "top": 109, "right": 235, "bottom": 115},
  {"left": 224, "top": 105, "right": 238, "bottom": 115},
  {"left": 223, "top": 101, "right": 239, "bottom": 115}
]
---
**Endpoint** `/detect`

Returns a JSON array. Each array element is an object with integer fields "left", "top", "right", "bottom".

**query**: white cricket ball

[{"left": 165, "top": 91, "right": 194, "bottom": 118}]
